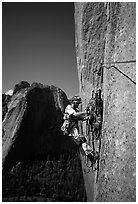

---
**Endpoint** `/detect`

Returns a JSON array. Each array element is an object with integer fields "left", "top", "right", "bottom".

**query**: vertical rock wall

[{"left": 74, "top": 2, "right": 136, "bottom": 202}]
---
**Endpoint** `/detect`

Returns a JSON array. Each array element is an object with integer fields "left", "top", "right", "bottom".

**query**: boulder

[{"left": 2, "top": 82, "right": 77, "bottom": 171}]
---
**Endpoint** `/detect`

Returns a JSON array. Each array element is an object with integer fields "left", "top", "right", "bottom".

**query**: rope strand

[
  {"left": 102, "top": 60, "right": 136, "bottom": 65},
  {"left": 99, "top": 60, "right": 136, "bottom": 85},
  {"left": 102, "top": 65, "right": 136, "bottom": 85}
]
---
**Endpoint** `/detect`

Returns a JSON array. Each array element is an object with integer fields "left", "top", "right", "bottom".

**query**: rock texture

[
  {"left": 2, "top": 82, "right": 77, "bottom": 171},
  {"left": 13, "top": 81, "right": 30, "bottom": 95},
  {"left": 74, "top": 2, "right": 136, "bottom": 202},
  {"left": 2, "top": 94, "right": 11, "bottom": 120}
]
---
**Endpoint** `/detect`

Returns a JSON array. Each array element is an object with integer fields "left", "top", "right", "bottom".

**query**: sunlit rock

[
  {"left": 2, "top": 82, "right": 78, "bottom": 171},
  {"left": 75, "top": 2, "right": 136, "bottom": 202}
]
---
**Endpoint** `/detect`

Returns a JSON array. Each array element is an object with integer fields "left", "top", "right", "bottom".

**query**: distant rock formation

[
  {"left": 2, "top": 94, "right": 11, "bottom": 121},
  {"left": 2, "top": 82, "right": 77, "bottom": 171},
  {"left": 75, "top": 2, "right": 136, "bottom": 202},
  {"left": 5, "top": 89, "right": 13, "bottom": 96},
  {"left": 13, "top": 81, "right": 30, "bottom": 95}
]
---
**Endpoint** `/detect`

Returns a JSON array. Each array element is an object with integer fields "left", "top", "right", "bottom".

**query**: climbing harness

[{"left": 61, "top": 112, "right": 77, "bottom": 136}]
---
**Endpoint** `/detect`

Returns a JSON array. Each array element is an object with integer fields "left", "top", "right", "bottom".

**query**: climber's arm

[{"left": 73, "top": 111, "right": 87, "bottom": 120}]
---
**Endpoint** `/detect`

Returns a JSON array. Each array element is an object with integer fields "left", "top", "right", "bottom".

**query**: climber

[{"left": 61, "top": 95, "right": 94, "bottom": 160}]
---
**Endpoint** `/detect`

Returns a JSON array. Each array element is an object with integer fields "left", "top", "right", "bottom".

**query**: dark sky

[{"left": 2, "top": 2, "right": 79, "bottom": 98}]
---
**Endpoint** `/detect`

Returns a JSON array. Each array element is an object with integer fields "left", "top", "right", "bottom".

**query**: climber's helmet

[{"left": 70, "top": 96, "right": 82, "bottom": 105}]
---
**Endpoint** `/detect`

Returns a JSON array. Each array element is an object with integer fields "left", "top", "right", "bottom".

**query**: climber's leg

[
  {"left": 72, "top": 128, "right": 96, "bottom": 161},
  {"left": 71, "top": 128, "right": 86, "bottom": 145}
]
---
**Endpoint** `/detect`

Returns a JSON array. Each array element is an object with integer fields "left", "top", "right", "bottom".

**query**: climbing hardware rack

[{"left": 85, "top": 89, "right": 103, "bottom": 179}]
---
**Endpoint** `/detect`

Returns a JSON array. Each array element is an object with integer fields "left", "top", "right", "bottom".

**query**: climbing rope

[
  {"left": 82, "top": 60, "right": 136, "bottom": 175},
  {"left": 102, "top": 60, "right": 136, "bottom": 65},
  {"left": 102, "top": 65, "right": 136, "bottom": 85},
  {"left": 98, "top": 60, "right": 136, "bottom": 85}
]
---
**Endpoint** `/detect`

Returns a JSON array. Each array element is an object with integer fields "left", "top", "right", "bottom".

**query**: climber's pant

[{"left": 72, "top": 133, "right": 86, "bottom": 146}]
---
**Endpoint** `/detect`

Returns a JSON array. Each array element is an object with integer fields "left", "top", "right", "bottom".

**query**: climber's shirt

[
  {"left": 61, "top": 104, "right": 79, "bottom": 138},
  {"left": 65, "top": 104, "right": 75, "bottom": 116}
]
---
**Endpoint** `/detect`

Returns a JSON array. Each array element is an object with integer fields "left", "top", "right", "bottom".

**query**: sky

[{"left": 2, "top": 2, "right": 79, "bottom": 98}]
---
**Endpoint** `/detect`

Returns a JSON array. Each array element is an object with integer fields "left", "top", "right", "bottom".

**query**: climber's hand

[{"left": 83, "top": 115, "right": 91, "bottom": 120}]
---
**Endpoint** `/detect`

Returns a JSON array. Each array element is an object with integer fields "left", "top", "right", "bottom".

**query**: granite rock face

[
  {"left": 2, "top": 82, "right": 77, "bottom": 171},
  {"left": 2, "top": 94, "right": 11, "bottom": 120},
  {"left": 74, "top": 2, "right": 136, "bottom": 202},
  {"left": 13, "top": 81, "right": 30, "bottom": 95}
]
